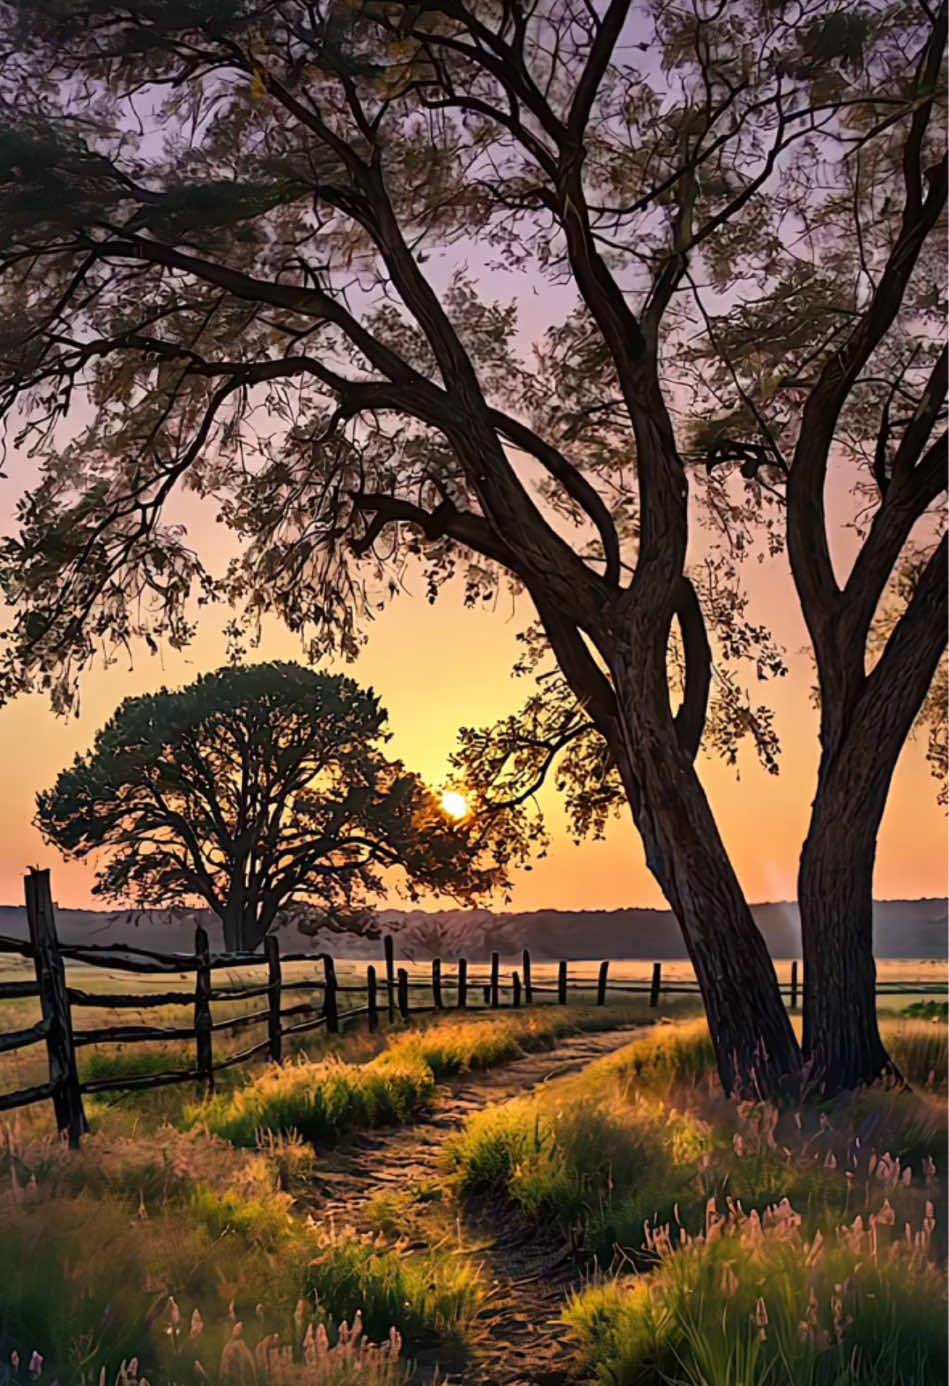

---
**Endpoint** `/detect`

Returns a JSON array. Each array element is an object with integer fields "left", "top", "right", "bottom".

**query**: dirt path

[{"left": 299, "top": 1024, "right": 648, "bottom": 1386}]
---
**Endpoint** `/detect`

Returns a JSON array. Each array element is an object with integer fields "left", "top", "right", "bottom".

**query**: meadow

[{"left": 0, "top": 955, "right": 945, "bottom": 1386}]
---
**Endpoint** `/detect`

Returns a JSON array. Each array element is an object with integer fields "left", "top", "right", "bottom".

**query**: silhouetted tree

[{"left": 36, "top": 663, "right": 512, "bottom": 951}]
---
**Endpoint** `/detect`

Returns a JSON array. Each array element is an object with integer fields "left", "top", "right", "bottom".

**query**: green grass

[
  {"left": 900, "top": 999, "right": 948, "bottom": 1022},
  {"left": 189, "top": 1054, "right": 436, "bottom": 1147},
  {"left": 886, "top": 1016, "right": 948, "bottom": 1088},
  {"left": 188, "top": 1005, "right": 651, "bottom": 1148},
  {"left": 565, "top": 1206, "right": 946, "bottom": 1385},
  {"left": 0, "top": 1118, "right": 480, "bottom": 1382},
  {"left": 447, "top": 1019, "right": 947, "bottom": 1265}
]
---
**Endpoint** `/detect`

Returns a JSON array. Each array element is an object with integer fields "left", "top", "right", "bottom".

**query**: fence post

[
  {"left": 194, "top": 924, "right": 214, "bottom": 1094},
  {"left": 457, "top": 957, "right": 468, "bottom": 1009},
  {"left": 264, "top": 934, "right": 282, "bottom": 1064},
  {"left": 558, "top": 959, "right": 567, "bottom": 1006},
  {"left": 597, "top": 959, "right": 609, "bottom": 1006},
  {"left": 790, "top": 961, "right": 799, "bottom": 1010},
  {"left": 397, "top": 967, "right": 409, "bottom": 1020},
  {"left": 522, "top": 948, "right": 532, "bottom": 1005},
  {"left": 490, "top": 951, "right": 500, "bottom": 1009},
  {"left": 649, "top": 962, "right": 662, "bottom": 1008},
  {"left": 384, "top": 935, "right": 396, "bottom": 1023},
  {"left": 432, "top": 957, "right": 443, "bottom": 1010},
  {"left": 512, "top": 971, "right": 521, "bottom": 1008},
  {"left": 483, "top": 985, "right": 491, "bottom": 1005},
  {"left": 322, "top": 954, "right": 339, "bottom": 1034},
  {"left": 25, "top": 869, "right": 86, "bottom": 1147},
  {"left": 367, "top": 965, "right": 379, "bottom": 1033}
]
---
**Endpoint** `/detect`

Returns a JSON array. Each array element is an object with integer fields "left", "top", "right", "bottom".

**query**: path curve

[{"left": 299, "top": 1024, "right": 649, "bottom": 1385}]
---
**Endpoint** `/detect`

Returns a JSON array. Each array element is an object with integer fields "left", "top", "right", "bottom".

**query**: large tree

[
  {"left": 36, "top": 662, "right": 512, "bottom": 951},
  {"left": 0, "top": 0, "right": 943, "bottom": 1092}
]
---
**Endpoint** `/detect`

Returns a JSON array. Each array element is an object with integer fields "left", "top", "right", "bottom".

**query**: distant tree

[
  {"left": 0, "top": 0, "right": 944, "bottom": 1093},
  {"left": 35, "top": 663, "right": 515, "bottom": 952}
]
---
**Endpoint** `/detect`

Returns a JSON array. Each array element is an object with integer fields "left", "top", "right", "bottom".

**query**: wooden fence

[{"left": 0, "top": 870, "right": 945, "bottom": 1146}]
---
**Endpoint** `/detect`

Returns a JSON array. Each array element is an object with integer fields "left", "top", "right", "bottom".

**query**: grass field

[
  {"left": 0, "top": 951, "right": 945, "bottom": 1386},
  {"left": 1, "top": 953, "right": 943, "bottom": 1101}
]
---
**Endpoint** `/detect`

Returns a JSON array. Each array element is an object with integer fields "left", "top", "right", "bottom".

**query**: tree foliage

[{"left": 35, "top": 662, "right": 519, "bottom": 950}]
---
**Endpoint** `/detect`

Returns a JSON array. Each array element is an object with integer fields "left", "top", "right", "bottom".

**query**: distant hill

[{"left": 0, "top": 897, "right": 945, "bottom": 961}]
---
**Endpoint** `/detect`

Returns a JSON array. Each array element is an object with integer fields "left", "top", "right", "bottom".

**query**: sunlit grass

[
  {"left": 565, "top": 1195, "right": 945, "bottom": 1385},
  {"left": 187, "top": 1004, "right": 653, "bottom": 1148},
  {"left": 447, "top": 1020, "right": 947, "bottom": 1265}
]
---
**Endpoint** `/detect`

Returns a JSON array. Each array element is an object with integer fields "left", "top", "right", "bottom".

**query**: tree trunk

[
  {"left": 221, "top": 894, "right": 270, "bottom": 953},
  {"left": 798, "top": 798, "right": 894, "bottom": 1093},
  {"left": 797, "top": 541, "right": 947, "bottom": 1095},
  {"left": 608, "top": 653, "right": 802, "bottom": 1099}
]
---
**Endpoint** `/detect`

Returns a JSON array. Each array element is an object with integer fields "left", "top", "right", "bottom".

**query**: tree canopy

[
  {"left": 0, "top": 0, "right": 944, "bottom": 1093},
  {"left": 35, "top": 662, "right": 518, "bottom": 950}
]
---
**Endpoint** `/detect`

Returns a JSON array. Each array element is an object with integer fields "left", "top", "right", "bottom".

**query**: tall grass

[
  {"left": 0, "top": 1118, "right": 480, "bottom": 1380},
  {"left": 447, "top": 1022, "right": 947, "bottom": 1265},
  {"left": 190, "top": 1055, "right": 435, "bottom": 1147},
  {"left": 189, "top": 1006, "right": 651, "bottom": 1148},
  {"left": 565, "top": 1193, "right": 946, "bottom": 1385}
]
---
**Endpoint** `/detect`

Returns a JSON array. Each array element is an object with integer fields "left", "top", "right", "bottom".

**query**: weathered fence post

[
  {"left": 264, "top": 934, "right": 282, "bottom": 1064},
  {"left": 397, "top": 967, "right": 410, "bottom": 1020},
  {"left": 194, "top": 924, "right": 214, "bottom": 1094},
  {"left": 367, "top": 965, "right": 379, "bottom": 1033},
  {"left": 490, "top": 951, "right": 500, "bottom": 1009},
  {"left": 25, "top": 869, "right": 86, "bottom": 1146},
  {"left": 322, "top": 954, "right": 339, "bottom": 1034},
  {"left": 432, "top": 957, "right": 443, "bottom": 1010},
  {"left": 512, "top": 971, "right": 521, "bottom": 1008},
  {"left": 457, "top": 957, "right": 468, "bottom": 1009},
  {"left": 597, "top": 959, "right": 609, "bottom": 1007},
  {"left": 649, "top": 962, "right": 662, "bottom": 1008},
  {"left": 558, "top": 959, "right": 567, "bottom": 1006},
  {"left": 384, "top": 934, "right": 396, "bottom": 1023},
  {"left": 522, "top": 948, "right": 532, "bottom": 1005},
  {"left": 790, "top": 961, "right": 799, "bottom": 1010}
]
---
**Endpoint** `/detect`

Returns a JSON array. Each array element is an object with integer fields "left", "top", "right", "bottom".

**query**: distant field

[{"left": 1, "top": 952, "right": 943, "bottom": 1107}]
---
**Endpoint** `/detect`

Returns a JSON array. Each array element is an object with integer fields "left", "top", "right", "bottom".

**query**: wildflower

[
  {"left": 28, "top": 1353, "right": 43, "bottom": 1378},
  {"left": 720, "top": 1262, "right": 739, "bottom": 1298},
  {"left": 753, "top": 1297, "right": 769, "bottom": 1341},
  {"left": 219, "top": 1324, "right": 256, "bottom": 1385},
  {"left": 875, "top": 1199, "right": 896, "bottom": 1226},
  {"left": 190, "top": 1310, "right": 204, "bottom": 1339},
  {"left": 732, "top": 1132, "right": 745, "bottom": 1157}
]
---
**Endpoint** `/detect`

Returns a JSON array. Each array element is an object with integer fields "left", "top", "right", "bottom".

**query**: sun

[{"left": 440, "top": 790, "right": 469, "bottom": 820}]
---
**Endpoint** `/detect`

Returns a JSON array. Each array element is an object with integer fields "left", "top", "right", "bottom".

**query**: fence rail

[{"left": 0, "top": 869, "right": 945, "bottom": 1145}]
